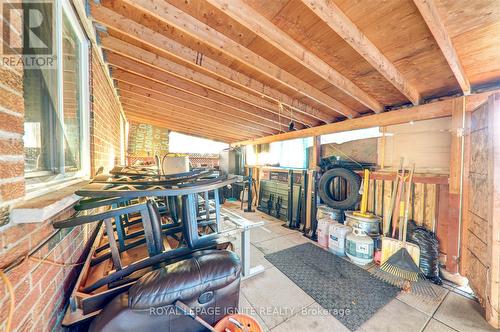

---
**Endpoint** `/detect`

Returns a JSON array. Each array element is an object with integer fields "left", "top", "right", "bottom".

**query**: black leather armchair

[{"left": 89, "top": 250, "right": 242, "bottom": 332}]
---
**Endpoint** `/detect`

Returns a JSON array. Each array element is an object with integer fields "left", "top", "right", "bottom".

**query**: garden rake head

[{"left": 372, "top": 247, "right": 436, "bottom": 297}]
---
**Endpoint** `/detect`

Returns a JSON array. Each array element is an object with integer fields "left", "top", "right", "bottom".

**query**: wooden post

[
  {"left": 486, "top": 93, "right": 500, "bottom": 327},
  {"left": 447, "top": 96, "right": 465, "bottom": 273},
  {"left": 458, "top": 111, "right": 471, "bottom": 276},
  {"left": 305, "top": 136, "right": 321, "bottom": 233}
]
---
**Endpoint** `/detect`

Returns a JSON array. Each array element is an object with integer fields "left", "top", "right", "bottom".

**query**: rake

[{"left": 373, "top": 164, "right": 436, "bottom": 297}]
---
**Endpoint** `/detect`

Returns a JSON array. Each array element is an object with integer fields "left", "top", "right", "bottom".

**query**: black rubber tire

[{"left": 318, "top": 167, "right": 361, "bottom": 210}]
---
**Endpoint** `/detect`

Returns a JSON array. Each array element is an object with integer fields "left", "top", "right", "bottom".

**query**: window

[
  {"left": 245, "top": 138, "right": 311, "bottom": 169},
  {"left": 320, "top": 127, "right": 385, "bottom": 145},
  {"left": 23, "top": 1, "right": 89, "bottom": 186}
]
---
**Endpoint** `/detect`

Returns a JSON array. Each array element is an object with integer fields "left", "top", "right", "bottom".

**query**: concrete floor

[{"left": 223, "top": 202, "right": 496, "bottom": 332}]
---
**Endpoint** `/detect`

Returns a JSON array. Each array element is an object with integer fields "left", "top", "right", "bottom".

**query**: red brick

[
  {"left": 5, "top": 260, "right": 36, "bottom": 294},
  {"left": 0, "top": 283, "right": 6, "bottom": 303},
  {"left": 2, "top": 223, "right": 37, "bottom": 246},
  {"left": 33, "top": 280, "right": 56, "bottom": 323},
  {"left": 0, "top": 138, "right": 23, "bottom": 155},
  {"left": 29, "top": 260, "right": 50, "bottom": 287},
  {"left": 0, "top": 180, "right": 24, "bottom": 201},
  {"left": 13, "top": 276, "right": 30, "bottom": 304},
  {"left": 0, "top": 87, "right": 24, "bottom": 114},
  {"left": 11, "top": 286, "right": 40, "bottom": 330},
  {"left": 0, "top": 236, "right": 29, "bottom": 269},
  {"left": 28, "top": 223, "right": 53, "bottom": 253},
  {"left": 0, "top": 111, "right": 23, "bottom": 133},
  {"left": 0, "top": 284, "right": 12, "bottom": 324},
  {"left": 17, "top": 313, "right": 34, "bottom": 332},
  {"left": 0, "top": 66, "right": 22, "bottom": 92},
  {"left": 38, "top": 265, "right": 60, "bottom": 293},
  {"left": 0, "top": 160, "right": 23, "bottom": 179}
]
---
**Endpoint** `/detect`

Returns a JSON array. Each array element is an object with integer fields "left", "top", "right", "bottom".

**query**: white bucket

[
  {"left": 161, "top": 155, "right": 189, "bottom": 175},
  {"left": 328, "top": 223, "right": 352, "bottom": 256},
  {"left": 317, "top": 205, "right": 335, "bottom": 220},
  {"left": 317, "top": 218, "right": 334, "bottom": 248}
]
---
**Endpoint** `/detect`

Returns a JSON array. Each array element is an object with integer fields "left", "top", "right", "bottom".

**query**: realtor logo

[{"left": 2, "top": 0, "right": 55, "bottom": 68}]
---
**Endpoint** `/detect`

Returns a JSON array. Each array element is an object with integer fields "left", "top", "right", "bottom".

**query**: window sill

[{"left": 10, "top": 180, "right": 88, "bottom": 224}]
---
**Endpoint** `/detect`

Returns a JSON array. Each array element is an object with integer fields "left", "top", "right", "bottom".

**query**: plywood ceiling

[{"left": 90, "top": 0, "right": 500, "bottom": 142}]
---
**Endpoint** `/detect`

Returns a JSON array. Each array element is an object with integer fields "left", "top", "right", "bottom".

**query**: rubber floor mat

[{"left": 264, "top": 242, "right": 399, "bottom": 331}]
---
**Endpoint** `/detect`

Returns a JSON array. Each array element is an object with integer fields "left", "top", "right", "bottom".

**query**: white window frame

[{"left": 25, "top": 0, "right": 90, "bottom": 197}]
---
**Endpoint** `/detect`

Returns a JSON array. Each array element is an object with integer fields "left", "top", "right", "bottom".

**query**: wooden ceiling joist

[
  {"left": 126, "top": 114, "right": 243, "bottom": 142},
  {"left": 89, "top": 0, "right": 499, "bottom": 144},
  {"left": 109, "top": 61, "right": 308, "bottom": 129},
  {"left": 99, "top": 36, "right": 332, "bottom": 124},
  {"left": 106, "top": 51, "right": 314, "bottom": 128},
  {"left": 91, "top": 4, "right": 340, "bottom": 124},
  {"left": 123, "top": 104, "right": 257, "bottom": 140},
  {"left": 301, "top": 0, "right": 422, "bottom": 105},
  {"left": 118, "top": 90, "right": 279, "bottom": 135},
  {"left": 120, "top": 99, "right": 272, "bottom": 136},
  {"left": 125, "top": 109, "right": 249, "bottom": 142},
  {"left": 114, "top": 77, "right": 291, "bottom": 132},
  {"left": 207, "top": 0, "right": 382, "bottom": 114},
  {"left": 92, "top": 5, "right": 332, "bottom": 123},
  {"left": 97, "top": 0, "right": 360, "bottom": 119},
  {"left": 413, "top": 0, "right": 471, "bottom": 94},
  {"left": 118, "top": 90, "right": 283, "bottom": 135}
]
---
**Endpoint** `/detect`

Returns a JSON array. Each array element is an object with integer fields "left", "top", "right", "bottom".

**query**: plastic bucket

[
  {"left": 328, "top": 223, "right": 352, "bottom": 256},
  {"left": 317, "top": 218, "right": 333, "bottom": 248}
]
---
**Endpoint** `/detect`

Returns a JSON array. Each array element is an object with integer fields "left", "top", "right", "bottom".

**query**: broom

[{"left": 373, "top": 164, "right": 436, "bottom": 297}]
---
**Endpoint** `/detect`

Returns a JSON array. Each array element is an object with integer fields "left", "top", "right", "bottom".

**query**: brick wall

[
  {"left": 0, "top": 65, "right": 25, "bottom": 205},
  {"left": 0, "top": 45, "right": 124, "bottom": 332},
  {"left": 0, "top": 208, "right": 97, "bottom": 331},
  {"left": 90, "top": 48, "right": 123, "bottom": 175}
]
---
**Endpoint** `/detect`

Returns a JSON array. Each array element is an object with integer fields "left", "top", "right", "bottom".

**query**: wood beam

[
  {"left": 123, "top": 104, "right": 264, "bottom": 139},
  {"left": 119, "top": 89, "right": 278, "bottom": 133},
  {"left": 106, "top": 52, "right": 309, "bottom": 128},
  {"left": 100, "top": 35, "right": 332, "bottom": 124},
  {"left": 120, "top": 99, "right": 271, "bottom": 136},
  {"left": 206, "top": 0, "right": 380, "bottom": 114},
  {"left": 301, "top": 0, "right": 421, "bottom": 105},
  {"left": 125, "top": 111, "right": 246, "bottom": 142},
  {"left": 91, "top": 5, "right": 336, "bottom": 124},
  {"left": 233, "top": 98, "right": 457, "bottom": 146},
  {"left": 232, "top": 92, "right": 497, "bottom": 146},
  {"left": 124, "top": 108, "right": 253, "bottom": 141},
  {"left": 117, "top": 89, "right": 279, "bottom": 134},
  {"left": 125, "top": 116, "right": 240, "bottom": 142},
  {"left": 114, "top": 75, "right": 290, "bottom": 132},
  {"left": 413, "top": 0, "right": 471, "bottom": 94},
  {"left": 94, "top": 0, "right": 359, "bottom": 118},
  {"left": 120, "top": 100, "right": 272, "bottom": 137}
]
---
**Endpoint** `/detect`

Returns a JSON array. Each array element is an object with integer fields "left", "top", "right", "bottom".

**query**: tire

[{"left": 318, "top": 167, "right": 361, "bottom": 210}]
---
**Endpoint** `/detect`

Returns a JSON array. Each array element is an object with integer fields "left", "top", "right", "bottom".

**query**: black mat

[{"left": 264, "top": 243, "right": 399, "bottom": 331}]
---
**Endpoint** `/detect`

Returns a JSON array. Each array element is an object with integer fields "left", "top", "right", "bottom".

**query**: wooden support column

[
  {"left": 459, "top": 93, "right": 500, "bottom": 328},
  {"left": 447, "top": 96, "right": 465, "bottom": 273},
  {"left": 486, "top": 93, "right": 500, "bottom": 327},
  {"left": 458, "top": 110, "right": 471, "bottom": 277},
  {"left": 305, "top": 136, "right": 321, "bottom": 232}
]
